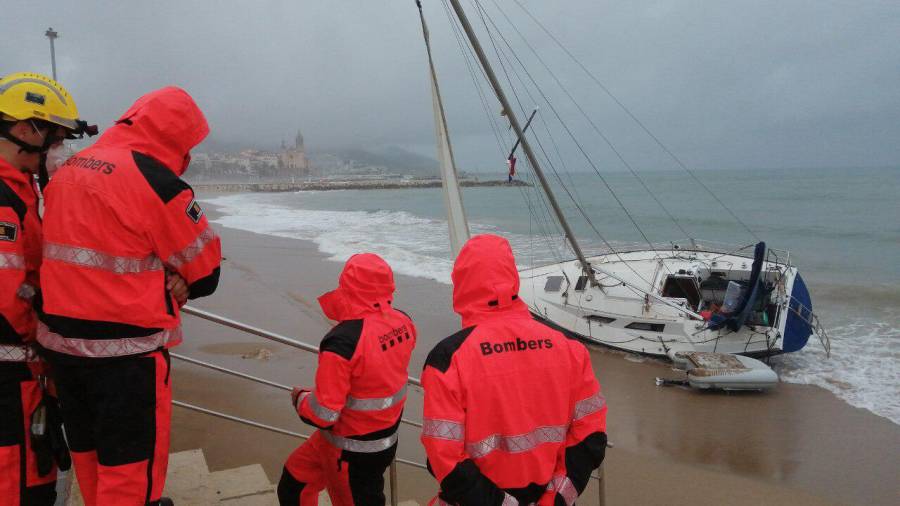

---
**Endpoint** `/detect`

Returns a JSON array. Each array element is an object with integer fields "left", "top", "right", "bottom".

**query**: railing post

[
  {"left": 597, "top": 462, "right": 606, "bottom": 506},
  {"left": 389, "top": 461, "right": 399, "bottom": 506}
]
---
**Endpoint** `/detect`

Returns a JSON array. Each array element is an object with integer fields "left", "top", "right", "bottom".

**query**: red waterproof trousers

[
  {"left": 0, "top": 363, "right": 56, "bottom": 506},
  {"left": 278, "top": 430, "right": 396, "bottom": 506},
  {"left": 48, "top": 350, "right": 171, "bottom": 506}
]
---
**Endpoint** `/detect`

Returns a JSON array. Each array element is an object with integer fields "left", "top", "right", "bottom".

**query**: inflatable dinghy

[{"left": 660, "top": 351, "right": 778, "bottom": 391}]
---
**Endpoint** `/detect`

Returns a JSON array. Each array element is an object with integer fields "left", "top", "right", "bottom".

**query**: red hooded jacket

[
  {"left": 421, "top": 235, "right": 607, "bottom": 506},
  {"left": 295, "top": 253, "right": 416, "bottom": 450},
  {"left": 0, "top": 158, "right": 41, "bottom": 355},
  {"left": 37, "top": 87, "right": 221, "bottom": 359}
]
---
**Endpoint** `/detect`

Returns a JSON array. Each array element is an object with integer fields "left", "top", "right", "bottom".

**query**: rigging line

[
  {"left": 479, "top": 0, "right": 653, "bottom": 284},
  {"left": 488, "top": 0, "right": 691, "bottom": 241},
  {"left": 492, "top": 58, "right": 658, "bottom": 288},
  {"left": 480, "top": 7, "right": 662, "bottom": 287},
  {"left": 439, "top": 0, "right": 507, "bottom": 154},
  {"left": 468, "top": 0, "right": 572, "bottom": 256},
  {"left": 508, "top": 0, "right": 760, "bottom": 242},
  {"left": 466, "top": 0, "right": 569, "bottom": 258},
  {"left": 472, "top": 1, "right": 664, "bottom": 260},
  {"left": 441, "top": 0, "right": 564, "bottom": 262}
]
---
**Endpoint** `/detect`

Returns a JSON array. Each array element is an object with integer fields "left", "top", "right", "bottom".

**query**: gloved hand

[{"left": 291, "top": 387, "right": 311, "bottom": 409}]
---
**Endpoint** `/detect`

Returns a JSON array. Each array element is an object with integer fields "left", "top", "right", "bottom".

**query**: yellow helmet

[{"left": 0, "top": 72, "right": 95, "bottom": 137}]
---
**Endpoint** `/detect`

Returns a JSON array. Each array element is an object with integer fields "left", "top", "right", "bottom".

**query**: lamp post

[{"left": 45, "top": 27, "right": 58, "bottom": 80}]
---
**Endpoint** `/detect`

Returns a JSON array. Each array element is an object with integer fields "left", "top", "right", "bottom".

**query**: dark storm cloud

[{"left": 3, "top": 0, "right": 898, "bottom": 170}]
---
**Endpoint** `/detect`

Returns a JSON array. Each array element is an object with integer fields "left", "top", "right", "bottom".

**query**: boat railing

[
  {"left": 528, "top": 239, "right": 793, "bottom": 269},
  {"left": 618, "top": 239, "right": 792, "bottom": 266},
  {"left": 175, "top": 305, "right": 607, "bottom": 505}
]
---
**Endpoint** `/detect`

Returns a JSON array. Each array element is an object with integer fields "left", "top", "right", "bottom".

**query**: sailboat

[{"left": 416, "top": 0, "right": 830, "bottom": 388}]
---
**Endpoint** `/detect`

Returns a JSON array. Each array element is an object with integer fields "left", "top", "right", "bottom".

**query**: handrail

[
  {"left": 182, "top": 305, "right": 422, "bottom": 387},
  {"left": 179, "top": 306, "right": 606, "bottom": 503},
  {"left": 171, "top": 352, "right": 423, "bottom": 429}
]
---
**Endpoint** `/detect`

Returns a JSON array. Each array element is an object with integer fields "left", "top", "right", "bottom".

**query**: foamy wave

[
  {"left": 773, "top": 315, "right": 900, "bottom": 425},
  {"left": 206, "top": 194, "right": 457, "bottom": 283}
]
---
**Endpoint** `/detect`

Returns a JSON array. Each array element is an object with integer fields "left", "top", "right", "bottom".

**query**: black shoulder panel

[
  {"left": 132, "top": 151, "right": 190, "bottom": 203},
  {"left": 320, "top": 319, "right": 364, "bottom": 360},
  {"left": 424, "top": 326, "right": 476, "bottom": 374},
  {"left": 0, "top": 178, "right": 26, "bottom": 224}
]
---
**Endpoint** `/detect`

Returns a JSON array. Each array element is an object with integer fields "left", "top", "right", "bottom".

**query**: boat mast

[{"left": 446, "top": 0, "right": 597, "bottom": 284}]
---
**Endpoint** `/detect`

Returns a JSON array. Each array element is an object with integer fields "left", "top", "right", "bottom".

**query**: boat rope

[
  {"left": 469, "top": 0, "right": 666, "bottom": 286},
  {"left": 470, "top": 0, "right": 669, "bottom": 259},
  {"left": 486, "top": 0, "right": 693, "bottom": 241},
  {"left": 508, "top": 0, "right": 761, "bottom": 242},
  {"left": 438, "top": 0, "right": 569, "bottom": 265}
]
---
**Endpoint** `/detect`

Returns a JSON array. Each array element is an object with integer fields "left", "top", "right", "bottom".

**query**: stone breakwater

[{"left": 190, "top": 178, "right": 530, "bottom": 193}]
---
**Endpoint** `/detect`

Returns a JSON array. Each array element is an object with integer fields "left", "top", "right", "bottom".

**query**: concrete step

[
  {"left": 210, "top": 464, "right": 277, "bottom": 505},
  {"left": 66, "top": 449, "right": 218, "bottom": 505},
  {"left": 166, "top": 449, "right": 218, "bottom": 505},
  {"left": 64, "top": 448, "right": 422, "bottom": 505}
]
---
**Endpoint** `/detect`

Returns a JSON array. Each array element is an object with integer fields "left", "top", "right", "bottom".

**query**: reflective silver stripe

[
  {"left": 346, "top": 385, "right": 407, "bottom": 411},
  {"left": 319, "top": 429, "right": 398, "bottom": 453},
  {"left": 37, "top": 322, "right": 182, "bottom": 358},
  {"left": 0, "top": 344, "right": 37, "bottom": 362},
  {"left": 573, "top": 391, "right": 606, "bottom": 421},
  {"left": 547, "top": 475, "right": 578, "bottom": 506},
  {"left": 0, "top": 77, "right": 69, "bottom": 105},
  {"left": 0, "top": 252, "right": 25, "bottom": 270},
  {"left": 44, "top": 243, "right": 162, "bottom": 274},
  {"left": 47, "top": 114, "right": 78, "bottom": 130},
  {"left": 167, "top": 227, "right": 217, "bottom": 268},
  {"left": 465, "top": 425, "right": 567, "bottom": 460},
  {"left": 305, "top": 392, "right": 340, "bottom": 423},
  {"left": 422, "top": 418, "right": 465, "bottom": 442}
]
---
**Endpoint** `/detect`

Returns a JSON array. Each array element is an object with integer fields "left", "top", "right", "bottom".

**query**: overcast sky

[{"left": 3, "top": 0, "right": 898, "bottom": 170}]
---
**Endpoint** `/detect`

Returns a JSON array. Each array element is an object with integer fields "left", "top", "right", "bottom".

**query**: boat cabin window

[
  {"left": 544, "top": 276, "right": 564, "bottom": 292},
  {"left": 588, "top": 315, "right": 616, "bottom": 325},
  {"left": 574, "top": 275, "right": 589, "bottom": 291},
  {"left": 662, "top": 275, "right": 701, "bottom": 309},
  {"left": 625, "top": 322, "right": 666, "bottom": 332}
]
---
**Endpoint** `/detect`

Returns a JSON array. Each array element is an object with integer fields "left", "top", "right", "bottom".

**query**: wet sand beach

[{"left": 169, "top": 208, "right": 899, "bottom": 505}]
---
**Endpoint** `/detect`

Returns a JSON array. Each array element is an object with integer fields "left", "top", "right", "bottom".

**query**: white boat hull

[{"left": 519, "top": 245, "right": 811, "bottom": 358}]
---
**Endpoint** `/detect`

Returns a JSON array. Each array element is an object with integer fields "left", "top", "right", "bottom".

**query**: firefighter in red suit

[
  {"left": 278, "top": 253, "right": 417, "bottom": 505},
  {"left": 421, "top": 234, "right": 607, "bottom": 506},
  {"left": 37, "top": 86, "right": 221, "bottom": 506},
  {"left": 1, "top": 72, "right": 96, "bottom": 506}
]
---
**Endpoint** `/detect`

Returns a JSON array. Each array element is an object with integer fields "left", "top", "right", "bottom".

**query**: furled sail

[{"left": 417, "top": 1, "right": 470, "bottom": 258}]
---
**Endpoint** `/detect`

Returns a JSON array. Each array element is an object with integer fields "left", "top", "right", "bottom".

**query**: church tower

[{"left": 280, "top": 128, "right": 310, "bottom": 178}]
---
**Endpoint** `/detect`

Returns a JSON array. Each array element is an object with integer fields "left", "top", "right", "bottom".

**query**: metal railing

[{"left": 176, "top": 305, "right": 606, "bottom": 505}]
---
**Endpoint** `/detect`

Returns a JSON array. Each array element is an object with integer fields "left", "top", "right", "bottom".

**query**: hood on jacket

[
  {"left": 96, "top": 86, "right": 209, "bottom": 176},
  {"left": 452, "top": 234, "right": 528, "bottom": 327},
  {"left": 318, "top": 253, "right": 396, "bottom": 322}
]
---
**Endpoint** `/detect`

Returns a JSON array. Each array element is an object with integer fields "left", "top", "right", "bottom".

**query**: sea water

[{"left": 204, "top": 166, "right": 900, "bottom": 425}]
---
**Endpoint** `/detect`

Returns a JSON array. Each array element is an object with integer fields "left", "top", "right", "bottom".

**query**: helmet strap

[{"left": 0, "top": 121, "right": 57, "bottom": 190}]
